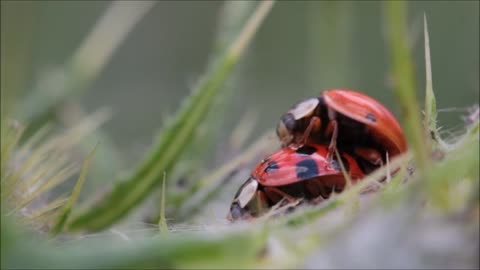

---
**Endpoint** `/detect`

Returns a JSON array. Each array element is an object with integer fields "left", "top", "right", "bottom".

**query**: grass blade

[
  {"left": 423, "top": 14, "right": 451, "bottom": 152},
  {"left": 67, "top": 1, "right": 276, "bottom": 232},
  {"left": 423, "top": 14, "right": 437, "bottom": 135},
  {"left": 164, "top": 1, "right": 260, "bottom": 211},
  {"left": 384, "top": 1, "right": 429, "bottom": 172},
  {"left": 20, "top": 1, "right": 156, "bottom": 122},
  {"left": 158, "top": 174, "right": 168, "bottom": 235},
  {"left": 2, "top": 214, "right": 268, "bottom": 269},
  {"left": 51, "top": 144, "right": 97, "bottom": 236}
]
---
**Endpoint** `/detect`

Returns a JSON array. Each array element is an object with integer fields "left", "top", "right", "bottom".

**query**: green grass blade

[
  {"left": 67, "top": 1, "right": 275, "bottom": 232},
  {"left": 422, "top": 14, "right": 452, "bottom": 153},
  {"left": 51, "top": 144, "right": 97, "bottom": 236},
  {"left": 384, "top": 1, "right": 429, "bottom": 172},
  {"left": 423, "top": 14, "right": 437, "bottom": 137},
  {"left": 165, "top": 1, "right": 260, "bottom": 211},
  {"left": 158, "top": 174, "right": 169, "bottom": 235},
  {"left": 2, "top": 214, "right": 267, "bottom": 269}
]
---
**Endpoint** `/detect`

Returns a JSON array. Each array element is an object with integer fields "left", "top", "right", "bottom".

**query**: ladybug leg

[
  {"left": 255, "top": 190, "right": 269, "bottom": 214},
  {"left": 297, "top": 116, "right": 322, "bottom": 146},
  {"left": 311, "top": 195, "right": 326, "bottom": 204},
  {"left": 264, "top": 186, "right": 298, "bottom": 204},
  {"left": 354, "top": 147, "right": 384, "bottom": 167},
  {"left": 325, "top": 120, "right": 339, "bottom": 161}
]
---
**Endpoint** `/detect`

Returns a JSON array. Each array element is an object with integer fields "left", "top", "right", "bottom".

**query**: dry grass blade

[
  {"left": 3, "top": 110, "right": 107, "bottom": 203},
  {"left": 1, "top": 120, "right": 25, "bottom": 193},
  {"left": 1, "top": 111, "right": 106, "bottom": 234},
  {"left": 29, "top": 195, "right": 69, "bottom": 220},
  {"left": 10, "top": 166, "right": 78, "bottom": 216}
]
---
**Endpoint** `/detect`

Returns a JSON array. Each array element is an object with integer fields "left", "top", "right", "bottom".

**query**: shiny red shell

[
  {"left": 322, "top": 89, "right": 407, "bottom": 156},
  {"left": 251, "top": 144, "right": 365, "bottom": 187}
]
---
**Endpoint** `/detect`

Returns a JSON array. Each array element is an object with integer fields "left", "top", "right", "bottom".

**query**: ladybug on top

[
  {"left": 226, "top": 88, "right": 408, "bottom": 222},
  {"left": 275, "top": 89, "right": 407, "bottom": 172}
]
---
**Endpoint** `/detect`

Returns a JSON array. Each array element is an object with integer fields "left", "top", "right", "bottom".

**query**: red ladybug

[
  {"left": 227, "top": 144, "right": 365, "bottom": 221},
  {"left": 276, "top": 89, "right": 407, "bottom": 171}
]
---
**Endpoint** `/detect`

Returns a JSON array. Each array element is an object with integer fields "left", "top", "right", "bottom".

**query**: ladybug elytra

[
  {"left": 276, "top": 89, "right": 407, "bottom": 171},
  {"left": 227, "top": 144, "right": 365, "bottom": 221}
]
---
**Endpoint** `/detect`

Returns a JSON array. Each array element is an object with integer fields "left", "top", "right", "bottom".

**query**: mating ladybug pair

[{"left": 228, "top": 89, "right": 407, "bottom": 221}]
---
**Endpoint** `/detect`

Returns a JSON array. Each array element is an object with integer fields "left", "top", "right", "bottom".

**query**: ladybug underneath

[
  {"left": 227, "top": 144, "right": 365, "bottom": 221},
  {"left": 276, "top": 89, "right": 407, "bottom": 172}
]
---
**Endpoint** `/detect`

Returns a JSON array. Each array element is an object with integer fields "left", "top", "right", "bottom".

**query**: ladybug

[
  {"left": 227, "top": 144, "right": 365, "bottom": 221},
  {"left": 276, "top": 89, "right": 407, "bottom": 171}
]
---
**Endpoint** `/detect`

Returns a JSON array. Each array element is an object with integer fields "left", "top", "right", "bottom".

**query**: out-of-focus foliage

[{"left": 1, "top": 1, "right": 478, "bottom": 269}]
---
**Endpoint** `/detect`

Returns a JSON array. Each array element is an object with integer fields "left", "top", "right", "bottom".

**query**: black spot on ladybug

[
  {"left": 296, "top": 159, "right": 319, "bottom": 180},
  {"left": 365, "top": 112, "right": 376, "bottom": 122},
  {"left": 264, "top": 161, "right": 279, "bottom": 173},
  {"left": 331, "top": 156, "right": 350, "bottom": 172},
  {"left": 281, "top": 113, "right": 296, "bottom": 131},
  {"left": 295, "top": 145, "right": 317, "bottom": 156}
]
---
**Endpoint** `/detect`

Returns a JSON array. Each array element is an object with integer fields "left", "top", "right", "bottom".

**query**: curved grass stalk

[{"left": 21, "top": 1, "right": 156, "bottom": 122}]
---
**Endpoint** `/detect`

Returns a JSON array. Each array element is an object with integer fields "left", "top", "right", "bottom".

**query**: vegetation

[{"left": 1, "top": 1, "right": 478, "bottom": 269}]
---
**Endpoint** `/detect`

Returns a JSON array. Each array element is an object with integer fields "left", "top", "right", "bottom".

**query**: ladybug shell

[
  {"left": 252, "top": 144, "right": 364, "bottom": 187},
  {"left": 322, "top": 89, "right": 408, "bottom": 156}
]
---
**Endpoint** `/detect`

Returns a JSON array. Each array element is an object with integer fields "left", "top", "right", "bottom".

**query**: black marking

[
  {"left": 295, "top": 145, "right": 317, "bottom": 156},
  {"left": 365, "top": 112, "right": 376, "bottom": 122},
  {"left": 281, "top": 113, "right": 296, "bottom": 131},
  {"left": 264, "top": 161, "right": 279, "bottom": 173},
  {"left": 296, "top": 159, "right": 319, "bottom": 180}
]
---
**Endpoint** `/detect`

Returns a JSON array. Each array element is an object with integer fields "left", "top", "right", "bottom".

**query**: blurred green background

[
  {"left": 1, "top": 2, "right": 479, "bottom": 268},
  {"left": 2, "top": 0, "right": 478, "bottom": 164}
]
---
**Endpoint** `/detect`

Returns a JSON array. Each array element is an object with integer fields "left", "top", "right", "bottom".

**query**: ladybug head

[
  {"left": 276, "top": 114, "right": 295, "bottom": 146},
  {"left": 228, "top": 178, "right": 258, "bottom": 221},
  {"left": 276, "top": 98, "right": 320, "bottom": 146}
]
